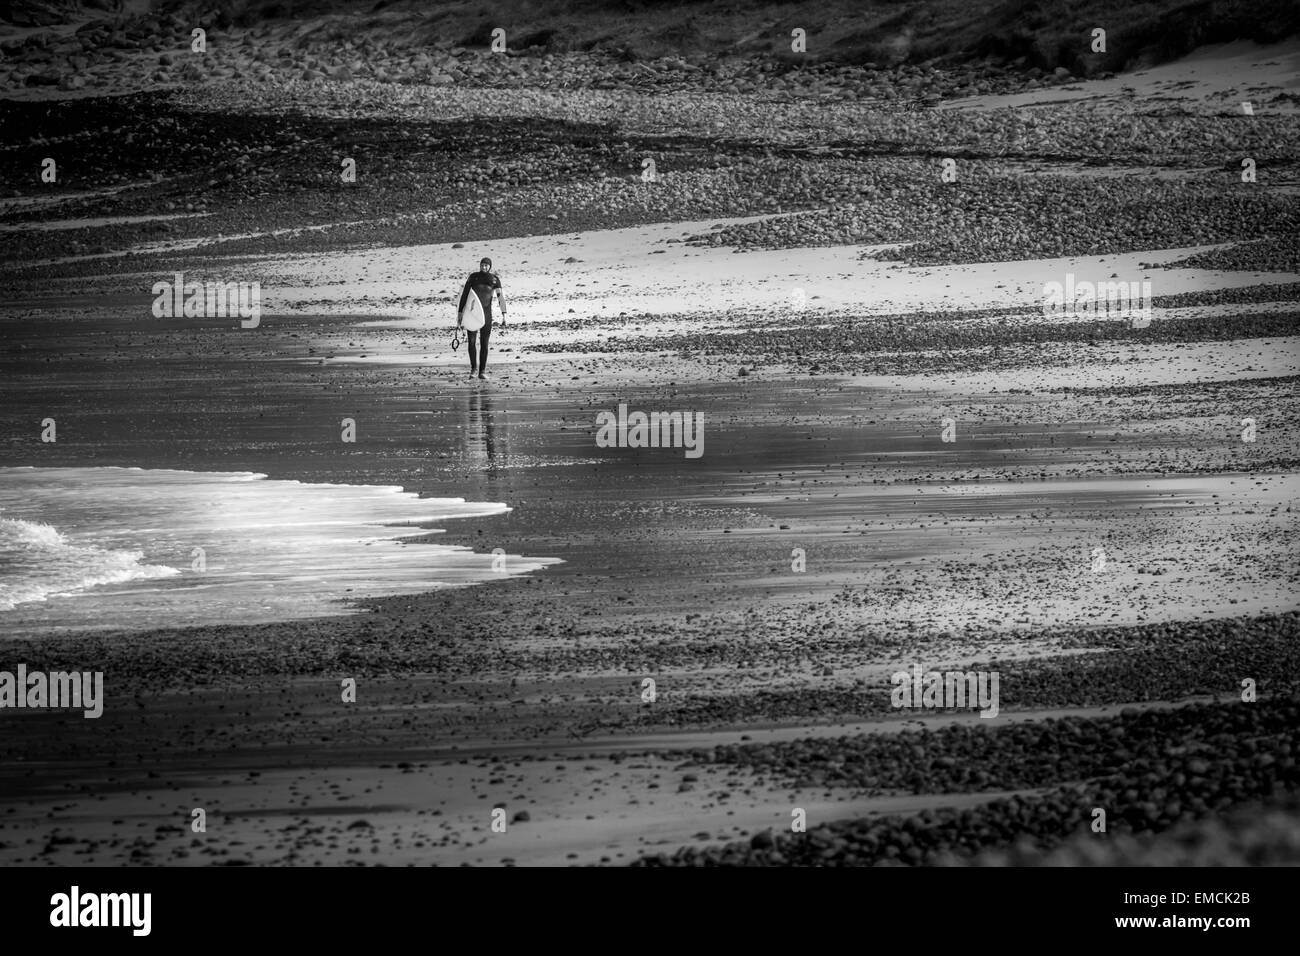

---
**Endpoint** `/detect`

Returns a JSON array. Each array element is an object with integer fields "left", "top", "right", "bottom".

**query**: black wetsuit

[{"left": 457, "top": 270, "right": 501, "bottom": 372}]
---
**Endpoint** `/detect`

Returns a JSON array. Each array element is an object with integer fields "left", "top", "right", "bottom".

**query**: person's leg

[
  {"left": 467, "top": 331, "right": 479, "bottom": 373},
  {"left": 478, "top": 320, "right": 492, "bottom": 375}
]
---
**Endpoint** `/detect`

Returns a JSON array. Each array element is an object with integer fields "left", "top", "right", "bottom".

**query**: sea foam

[{"left": 0, "top": 467, "right": 558, "bottom": 632}]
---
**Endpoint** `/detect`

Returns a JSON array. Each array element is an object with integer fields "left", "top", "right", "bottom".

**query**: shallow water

[{"left": 0, "top": 466, "right": 560, "bottom": 633}]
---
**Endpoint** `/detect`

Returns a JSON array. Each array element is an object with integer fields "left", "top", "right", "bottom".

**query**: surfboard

[{"left": 460, "top": 290, "right": 486, "bottom": 332}]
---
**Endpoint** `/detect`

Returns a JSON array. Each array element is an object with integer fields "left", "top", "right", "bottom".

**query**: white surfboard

[{"left": 460, "top": 290, "right": 486, "bottom": 331}]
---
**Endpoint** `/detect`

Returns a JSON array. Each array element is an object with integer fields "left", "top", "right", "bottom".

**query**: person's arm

[{"left": 496, "top": 287, "right": 508, "bottom": 323}]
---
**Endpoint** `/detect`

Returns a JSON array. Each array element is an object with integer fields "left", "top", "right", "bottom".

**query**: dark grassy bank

[{"left": 13, "top": 0, "right": 1295, "bottom": 74}]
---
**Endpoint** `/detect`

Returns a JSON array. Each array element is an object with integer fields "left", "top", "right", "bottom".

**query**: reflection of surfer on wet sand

[
  {"left": 457, "top": 256, "right": 508, "bottom": 380},
  {"left": 467, "top": 388, "right": 497, "bottom": 468}
]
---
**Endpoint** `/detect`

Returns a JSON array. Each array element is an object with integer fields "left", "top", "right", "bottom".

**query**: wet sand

[{"left": 2, "top": 287, "right": 1297, "bottom": 864}]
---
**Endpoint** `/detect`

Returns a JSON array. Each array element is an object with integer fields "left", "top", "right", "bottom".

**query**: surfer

[{"left": 457, "top": 257, "right": 508, "bottom": 379}]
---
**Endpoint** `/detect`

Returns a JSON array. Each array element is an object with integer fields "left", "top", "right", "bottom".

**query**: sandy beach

[{"left": 2, "top": 0, "right": 1298, "bottom": 869}]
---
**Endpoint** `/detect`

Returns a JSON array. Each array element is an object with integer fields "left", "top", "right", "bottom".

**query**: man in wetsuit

[{"left": 457, "top": 257, "right": 507, "bottom": 380}]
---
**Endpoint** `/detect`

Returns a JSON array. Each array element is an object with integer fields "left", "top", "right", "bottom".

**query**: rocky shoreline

[{"left": 636, "top": 699, "right": 1300, "bottom": 866}]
